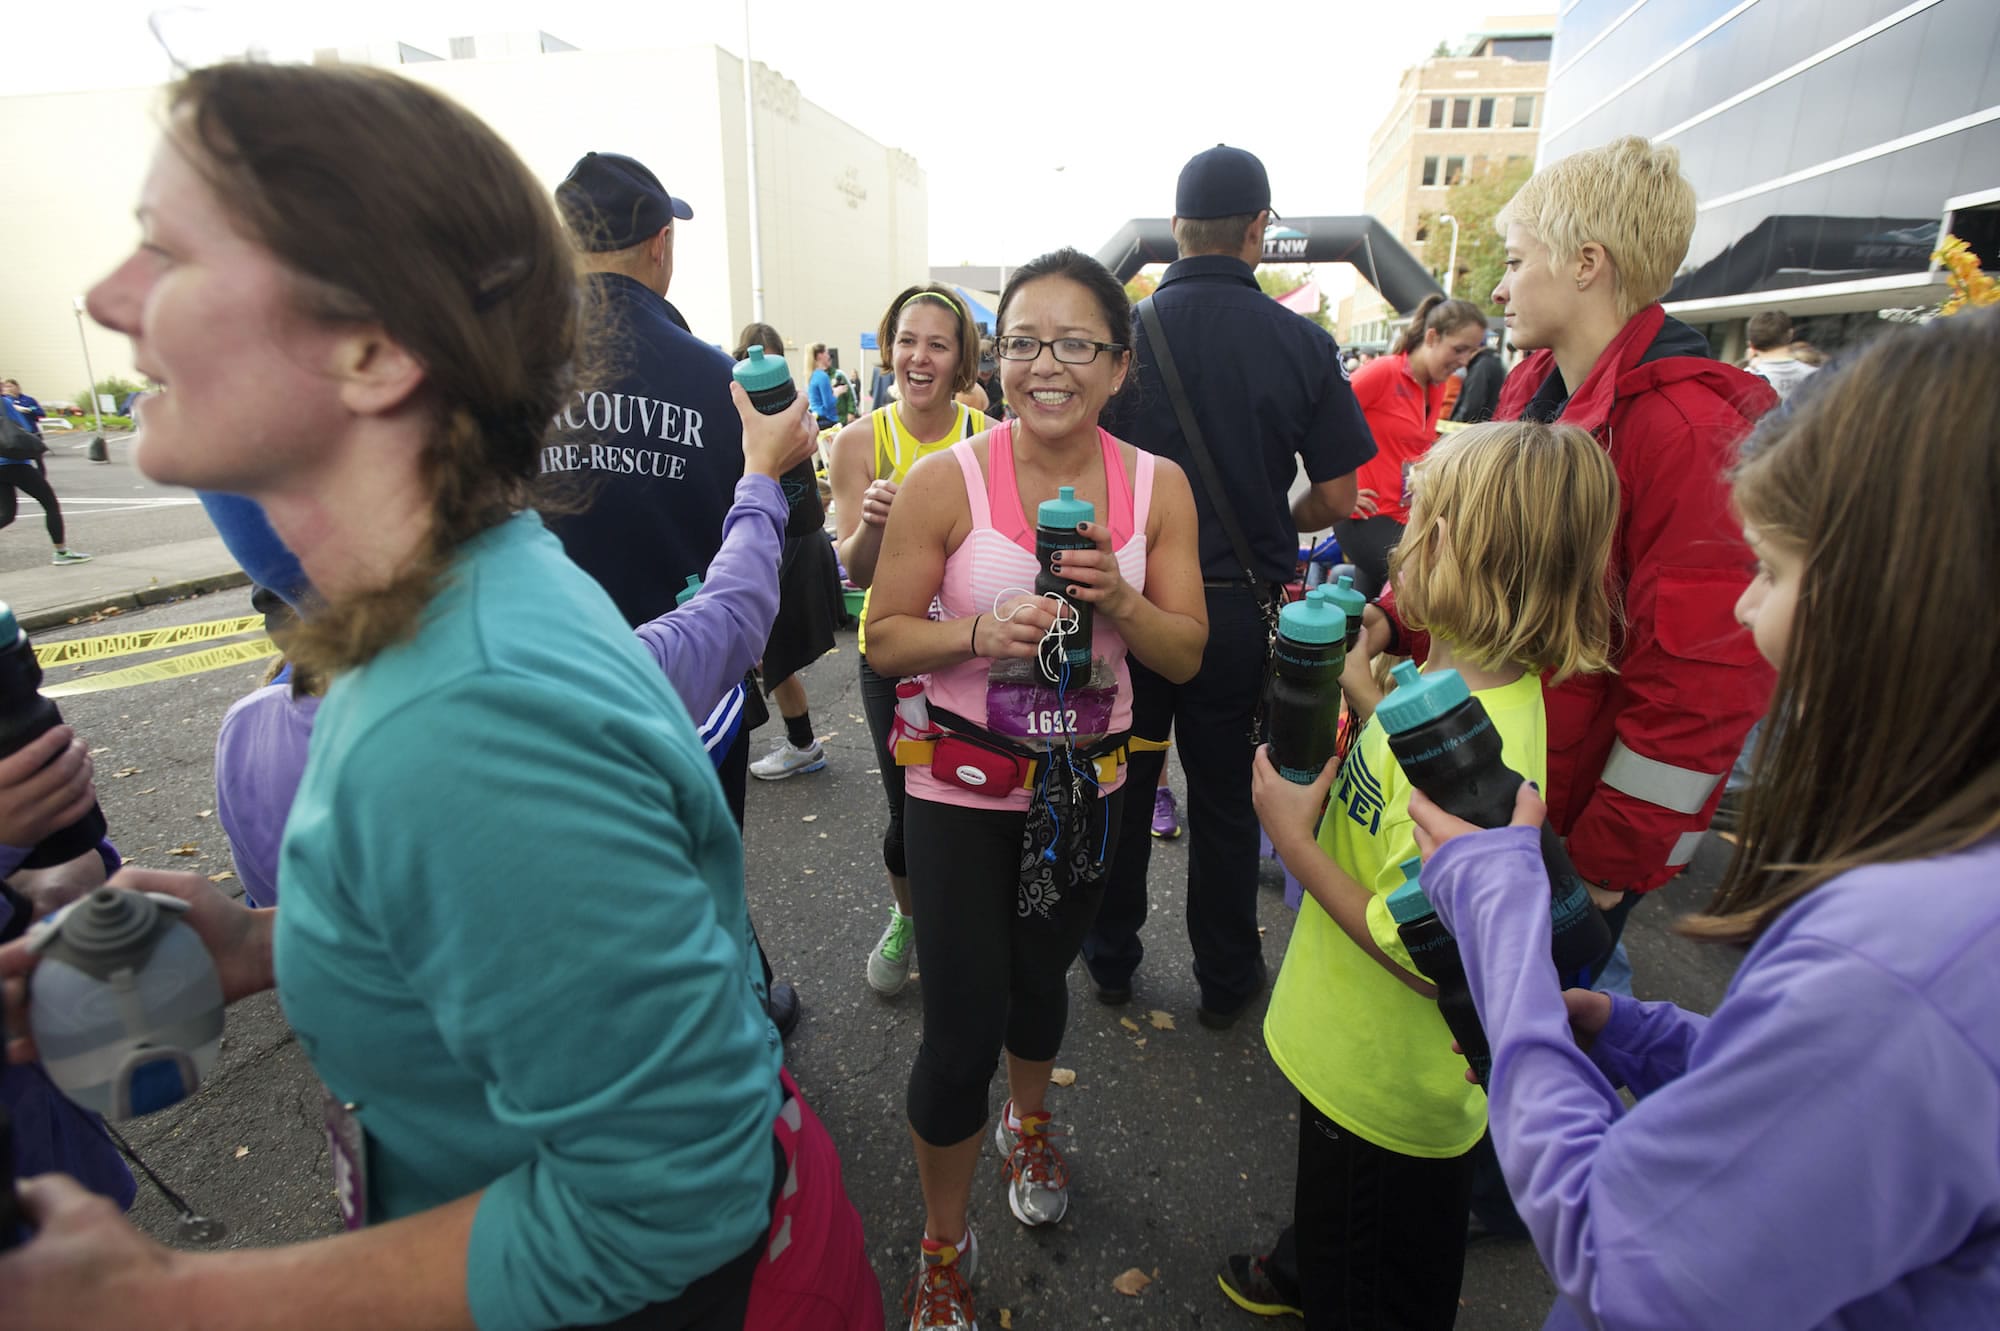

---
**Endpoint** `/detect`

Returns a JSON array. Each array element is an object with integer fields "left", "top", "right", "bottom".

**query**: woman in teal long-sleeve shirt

[{"left": 0, "top": 62, "right": 810, "bottom": 1331}]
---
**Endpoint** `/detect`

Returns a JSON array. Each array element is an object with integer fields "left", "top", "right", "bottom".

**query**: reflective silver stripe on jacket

[
  {"left": 1666, "top": 830, "right": 1706, "bottom": 868},
  {"left": 1599, "top": 739, "right": 1726, "bottom": 816}
]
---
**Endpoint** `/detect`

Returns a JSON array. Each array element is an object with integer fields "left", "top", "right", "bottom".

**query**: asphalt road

[
  {"left": 23, "top": 589, "right": 1745, "bottom": 1329},
  {"left": 0, "top": 433, "right": 211, "bottom": 576}
]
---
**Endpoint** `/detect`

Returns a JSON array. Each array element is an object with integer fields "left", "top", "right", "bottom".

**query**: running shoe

[
  {"left": 1151, "top": 786, "right": 1182, "bottom": 838},
  {"left": 994, "top": 1101, "right": 1069, "bottom": 1226},
  {"left": 750, "top": 738, "right": 826, "bottom": 780},
  {"left": 1216, "top": 1252, "right": 1303, "bottom": 1318},
  {"left": 51, "top": 549, "right": 93, "bottom": 565},
  {"left": 905, "top": 1226, "right": 979, "bottom": 1330},
  {"left": 867, "top": 906, "right": 916, "bottom": 995}
]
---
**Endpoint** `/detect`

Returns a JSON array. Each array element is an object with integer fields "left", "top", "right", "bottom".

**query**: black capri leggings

[
  {"left": 1330, "top": 514, "right": 1404, "bottom": 601},
  {"left": 0, "top": 462, "right": 65, "bottom": 546},
  {"left": 858, "top": 653, "right": 908, "bottom": 878},
  {"left": 903, "top": 788, "right": 1124, "bottom": 1146}
]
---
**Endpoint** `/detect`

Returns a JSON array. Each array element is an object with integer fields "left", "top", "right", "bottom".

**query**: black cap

[
  {"left": 1175, "top": 144, "right": 1271, "bottom": 220},
  {"left": 557, "top": 152, "right": 693, "bottom": 252}
]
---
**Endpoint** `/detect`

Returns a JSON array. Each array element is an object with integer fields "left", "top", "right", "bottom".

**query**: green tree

[
  {"left": 1255, "top": 265, "right": 1332, "bottom": 332},
  {"left": 1420, "top": 157, "right": 1533, "bottom": 314},
  {"left": 1123, "top": 273, "right": 1157, "bottom": 304}
]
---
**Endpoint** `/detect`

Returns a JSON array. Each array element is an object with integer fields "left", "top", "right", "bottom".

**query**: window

[
  {"left": 1490, "top": 36, "right": 1552, "bottom": 63},
  {"left": 1422, "top": 156, "right": 1440, "bottom": 187},
  {"left": 1444, "top": 156, "right": 1466, "bottom": 186},
  {"left": 1451, "top": 98, "right": 1471, "bottom": 128},
  {"left": 1478, "top": 97, "right": 1495, "bottom": 128},
  {"left": 1428, "top": 99, "right": 1445, "bottom": 129},
  {"left": 1513, "top": 95, "right": 1535, "bottom": 128}
]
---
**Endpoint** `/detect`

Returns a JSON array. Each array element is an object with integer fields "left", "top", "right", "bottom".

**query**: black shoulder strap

[{"left": 1136, "top": 297, "right": 1260, "bottom": 586}]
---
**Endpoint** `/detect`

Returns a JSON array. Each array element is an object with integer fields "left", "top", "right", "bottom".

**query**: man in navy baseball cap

[
  {"left": 1175, "top": 143, "right": 1274, "bottom": 221},
  {"left": 557, "top": 151, "right": 694, "bottom": 253}
]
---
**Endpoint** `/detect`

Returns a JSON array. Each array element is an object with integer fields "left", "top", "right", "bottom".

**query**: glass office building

[{"left": 1542, "top": 0, "right": 2000, "bottom": 354}]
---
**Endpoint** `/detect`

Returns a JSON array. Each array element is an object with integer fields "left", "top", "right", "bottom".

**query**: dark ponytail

[{"left": 1396, "top": 295, "right": 1487, "bottom": 356}]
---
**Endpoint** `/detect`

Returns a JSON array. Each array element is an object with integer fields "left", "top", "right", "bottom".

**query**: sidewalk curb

[{"left": 18, "top": 570, "right": 251, "bottom": 634}]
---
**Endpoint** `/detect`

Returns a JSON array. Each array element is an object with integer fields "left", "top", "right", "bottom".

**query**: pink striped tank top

[{"left": 909, "top": 421, "right": 1155, "bottom": 811}]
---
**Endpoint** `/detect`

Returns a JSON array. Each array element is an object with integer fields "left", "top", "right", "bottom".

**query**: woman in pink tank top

[{"left": 865, "top": 250, "right": 1208, "bottom": 1330}]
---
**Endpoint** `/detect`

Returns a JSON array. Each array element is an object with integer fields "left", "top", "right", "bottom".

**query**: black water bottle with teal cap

[
  {"left": 0, "top": 601, "right": 106, "bottom": 868},
  {"left": 1322, "top": 573, "right": 1368, "bottom": 654},
  {"left": 1374, "top": 661, "right": 1610, "bottom": 980},
  {"left": 730, "top": 345, "right": 824, "bottom": 539},
  {"left": 1034, "top": 486, "right": 1095, "bottom": 684},
  {"left": 1386, "top": 855, "right": 1490, "bottom": 1085},
  {"left": 1265, "top": 588, "right": 1347, "bottom": 784}
]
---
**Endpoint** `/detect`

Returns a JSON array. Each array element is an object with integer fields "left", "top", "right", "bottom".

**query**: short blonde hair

[
  {"left": 1389, "top": 421, "right": 1620, "bottom": 683},
  {"left": 1496, "top": 136, "right": 1696, "bottom": 322}
]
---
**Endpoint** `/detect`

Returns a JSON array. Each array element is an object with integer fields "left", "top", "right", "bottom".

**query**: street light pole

[
  {"left": 72, "top": 296, "right": 109, "bottom": 461},
  {"left": 1438, "top": 213, "right": 1460, "bottom": 298}
]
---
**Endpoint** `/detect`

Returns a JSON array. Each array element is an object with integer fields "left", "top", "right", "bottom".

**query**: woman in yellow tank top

[{"left": 830, "top": 283, "right": 986, "bottom": 1000}]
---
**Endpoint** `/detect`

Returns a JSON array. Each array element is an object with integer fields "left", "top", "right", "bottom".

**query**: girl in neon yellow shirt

[{"left": 1222, "top": 420, "right": 1621, "bottom": 1328}]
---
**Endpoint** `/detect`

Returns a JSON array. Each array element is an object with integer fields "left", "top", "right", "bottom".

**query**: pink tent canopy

[{"left": 1274, "top": 279, "right": 1321, "bottom": 317}]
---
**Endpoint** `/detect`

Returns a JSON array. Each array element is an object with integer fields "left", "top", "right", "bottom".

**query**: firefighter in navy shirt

[{"left": 546, "top": 150, "right": 800, "bottom": 1034}]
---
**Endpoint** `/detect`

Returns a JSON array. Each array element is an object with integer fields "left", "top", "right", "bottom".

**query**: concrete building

[
  {"left": 0, "top": 38, "right": 928, "bottom": 401},
  {"left": 1339, "top": 16, "right": 1554, "bottom": 349},
  {"left": 1543, "top": 0, "right": 1998, "bottom": 361}
]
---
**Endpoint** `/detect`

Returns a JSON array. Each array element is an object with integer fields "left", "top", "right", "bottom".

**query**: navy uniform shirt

[
  {"left": 1106, "top": 255, "right": 1374, "bottom": 584},
  {"left": 541, "top": 273, "right": 745, "bottom": 627}
]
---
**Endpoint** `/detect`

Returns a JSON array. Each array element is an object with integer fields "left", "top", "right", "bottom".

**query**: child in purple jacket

[{"left": 1407, "top": 310, "right": 2000, "bottom": 1328}]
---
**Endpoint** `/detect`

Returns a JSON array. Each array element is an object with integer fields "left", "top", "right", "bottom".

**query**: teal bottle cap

[
  {"left": 1036, "top": 485, "right": 1095, "bottom": 530},
  {"left": 1322, "top": 573, "right": 1368, "bottom": 620},
  {"left": 1373, "top": 661, "right": 1471, "bottom": 734},
  {"left": 1277, "top": 592, "right": 1347, "bottom": 645},
  {"left": 674, "top": 575, "right": 703, "bottom": 606},
  {"left": 1386, "top": 866, "right": 1435, "bottom": 925},
  {"left": 731, "top": 345, "right": 792, "bottom": 393}
]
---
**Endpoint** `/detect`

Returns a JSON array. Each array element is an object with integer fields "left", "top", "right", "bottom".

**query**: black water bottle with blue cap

[
  {"left": 0, "top": 601, "right": 106, "bottom": 868},
  {"left": 1034, "top": 486, "right": 1095, "bottom": 685},
  {"left": 730, "top": 345, "right": 824, "bottom": 539},
  {"left": 1321, "top": 573, "right": 1369, "bottom": 654},
  {"left": 1386, "top": 855, "right": 1491, "bottom": 1085},
  {"left": 1265, "top": 588, "right": 1347, "bottom": 784},
  {"left": 1374, "top": 660, "right": 1610, "bottom": 980}
]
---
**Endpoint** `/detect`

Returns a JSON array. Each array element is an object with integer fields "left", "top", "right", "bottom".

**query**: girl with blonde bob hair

[
  {"left": 1232, "top": 418, "right": 1618, "bottom": 1328},
  {"left": 1407, "top": 309, "right": 2000, "bottom": 1329},
  {"left": 1387, "top": 420, "right": 1619, "bottom": 686}
]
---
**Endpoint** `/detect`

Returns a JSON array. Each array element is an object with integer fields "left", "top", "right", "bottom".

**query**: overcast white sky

[{"left": 10, "top": 0, "right": 1514, "bottom": 277}]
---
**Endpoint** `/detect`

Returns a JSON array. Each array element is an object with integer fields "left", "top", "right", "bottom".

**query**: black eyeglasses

[{"left": 993, "top": 335, "right": 1128, "bottom": 365}]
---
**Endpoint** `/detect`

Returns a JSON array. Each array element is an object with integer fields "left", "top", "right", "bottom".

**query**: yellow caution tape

[
  {"left": 32, "top": 615, "right": 268, "bottom": 667},
  {"left": 43, "top": 637, "right": 280, "bottom": 698}
]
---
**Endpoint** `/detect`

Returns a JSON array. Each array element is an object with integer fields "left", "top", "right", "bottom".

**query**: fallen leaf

[
  {"left": 1049, "top": 1067, "right": 1076, "bottom": 1087},
  {"left": 208, "top": 871, "right": 236, "bottom": 883},
  {"left": 196, "top": 809, "right": 213, "bottom": 819},
  {"left": 1136, "top": 1038, "right": 1148, "bottom": 1048},
  {"left": 1716, "top": 830, "right": 1739, "bottom": 846},
  {"left": 233, "top": 1146, "right": 250, "bottom": 1159},
  {"left": 113, "top": 767, "right": 142, "bottom": 778},
  {"left": 801, "top": 814, "right": 819, "bottom": 823},
  {"left": 1148, "top": 1009, "right": 1175, "bottom": 1031},
  {"left": 998, "top": 1311, "right": 1013, "bottom": 1330},
  {"left": 1112, "top": 1267, "right": 1152, "bottom": 1296},
  {"left": 1118, "top": 1017, "right": 1140, "bottom": 1034},
  {"left": 819, "top": 732, "right": 839, "bottom": 742},
  {"left": 803, "top": 868, "right": 816, "bottom": 875},
  {"left": 136, "top": 788, "right": 157, "bottom": 795},
  {"left": 167, "top": 843, "right": 200, "bottom": 857}
]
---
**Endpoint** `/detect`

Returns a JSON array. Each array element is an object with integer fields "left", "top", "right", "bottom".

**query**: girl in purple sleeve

[{"left": 1408, "top": 309, "right": 2000, "bottom": 1329}]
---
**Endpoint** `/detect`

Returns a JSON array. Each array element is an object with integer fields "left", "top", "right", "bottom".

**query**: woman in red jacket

[{"left": 1333, "top": 295, "right": 1486, "bottom": 597}]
